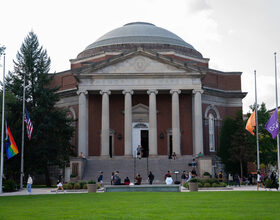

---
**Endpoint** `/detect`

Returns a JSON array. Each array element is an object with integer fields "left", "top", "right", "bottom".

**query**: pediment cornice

[{"left": 72, "top": 48, "right": 206, "bottom": 80}]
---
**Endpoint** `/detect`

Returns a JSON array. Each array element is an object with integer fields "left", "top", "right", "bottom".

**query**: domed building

[{"left": 52, "top": 22, "right": 246, "bottom": 182}]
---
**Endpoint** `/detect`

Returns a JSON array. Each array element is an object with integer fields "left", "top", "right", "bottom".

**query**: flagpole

[
  {"left": 20, "top": 72, "right": 26, "bottom": 190},
  {"left": 254, "top": 70, "right": 260, "bottom": 171},
  {"left": 0, "top": 54, "right": 6, "bottom": 194},
  {"left": 274, "top": 52, "right": 280, "bottom": 187}
]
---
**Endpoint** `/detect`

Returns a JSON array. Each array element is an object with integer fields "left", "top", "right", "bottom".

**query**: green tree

[
  {"left": 218, "top": 111, "right": 255, "bottom": 176},
  {"left": 5, "top": 32, "right": 74, "bottom": 186},
  {"left": 248, "top": 103, "right": 277, "bottom": 167},
  {"left": 218, "top": 116, "right": 239, "bottom": 174},
  {"left": 229, "top": 112, "right": 255, "bottom": 177},
  {"left": 0, "top": 91, "right": 21, "bottom": 182},
  {"left": 258, "top": 103, "right": 277, "bottom": 166}
]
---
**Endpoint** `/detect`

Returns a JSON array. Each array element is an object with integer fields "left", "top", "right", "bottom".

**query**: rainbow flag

[{"left": 5, "top": 126, "right": 19, "bottom": 159}]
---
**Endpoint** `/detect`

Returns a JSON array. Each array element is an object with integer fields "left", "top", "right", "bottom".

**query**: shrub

[
  {"left": 183, "top": 182, "right": 189, "bottom": 188},
  {"left": 241, "top": 182, "right": 247, "bottom": 185},
  {"left": 220, "top": 182, "right": 227, "bottom": 187},
  {"left": 265, "top": 179, "right": 273, "bottom": 188},
  {"left": 212, "top": 183, "right": 219, "bottom": 187},
  {"left": 69, "top": 182, "right": 75, "bottom": 187},
  {"left": 74, "top": 183, "right": 80, "bottom": 189},
  {"left": 66, "top": 183, "right": 73, "bottom": 189},
  {"left": 3, "top": 179, "right": 16, "bottom": 192},
  {"left": 83, "top": 184, "right": 88, "bottom": 189},
  {"left": 88, "top": 180, "right": 96, "bottom": 184},
  {"left": 79, "top": 181, "right": 87, "bottom": 189},
  {"left": 70, "top": 174, "right": 77, "bottom": 178},
  {"left": 203, "top": 172, "right": 211, "bottom": 176},
  {"left": 199, "top": 178, "right": 218, "bottom": 185},
  {"left": 208, "top": 178, "right": 219, "bottom": 184},
  {"left": 198, "top": 182, "right": 203, "bottom": 187},
  {"left": 62, "top": 184, "right": 68, "bottom": 189},
  {"left": 204, "top": 183, "right": 211, "bottom": 187},
  {"left": 189, "top": 178, "right": 198, "bottom": 183}
]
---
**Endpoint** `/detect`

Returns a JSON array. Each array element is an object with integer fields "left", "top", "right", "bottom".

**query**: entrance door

[
  {"left": 168, "top": 135, "right": 173, "bottom": 159},
  {"left": 132, "top": 122, "right": 149, "bottom": 157},
  {"left": 141, "top": 130, "right": 149, "bottom": 158},
  {"left": 109, "top": 136, "right": 112, "bottom": 158}
]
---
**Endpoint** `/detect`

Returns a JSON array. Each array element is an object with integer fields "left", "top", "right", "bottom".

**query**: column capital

[
  {"left": 122, "top": 89, "right": 134, "bottom": 95},
  {"left": 100, "top": 90, "right": 111, "bottom": 95},
  {"left": 170, "top": 89, "right": 181, "bottom": 95},
  {"left": 77, "top": 90, "right": 88, "bottom": 96},
  {"left": 192, "top": 89, "right": 204, "bottom": 95},
  {"left": 147, "top": 89, "right": 158, "bottom": 95}
]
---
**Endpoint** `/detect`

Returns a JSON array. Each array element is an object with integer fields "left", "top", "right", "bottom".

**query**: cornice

[{"left": 203, "top": 86, "right": 247, "bottom": 98}]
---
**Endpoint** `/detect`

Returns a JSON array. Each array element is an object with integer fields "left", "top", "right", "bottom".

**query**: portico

[{"left": 75, "top": 50, "right": 205, "bottom": 158}]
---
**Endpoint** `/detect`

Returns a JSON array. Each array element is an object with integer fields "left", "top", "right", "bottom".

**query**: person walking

[
  {"left": 111, "top": 172, "right": 115, "bottom": 185},
  {"left": 257, "top": 171, "right": 265, "bottom": 190},
  {"left": 27, "top": 174, "right": 33, "bottom": 194},
  {"left": 148, "top": 171, "right": 154, "bottom": 185},
  {"left": 187, "top": 171, "right": 192, "bottom": 182},
  {"left": 56, "top": 176, "right": 64, "bottom": 193},
  {"left": 228, "top": 172, "right": 233, "bottom": 186},
  {"left": 98, "top": 171, "right": 104, "bottom": 188},
  {"left": 137, "top": 145, "right": 142, "bottom": 159},
  {"left": 218, "top": 171, "right": 223, "bottom": 182},
  {"left": 181, "top": 171, "right": 187, "bottom": 186}
]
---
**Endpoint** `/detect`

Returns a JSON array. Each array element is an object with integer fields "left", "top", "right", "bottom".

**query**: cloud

[{"left": 188, "top": 0, "right": 211, "bottom": 13}]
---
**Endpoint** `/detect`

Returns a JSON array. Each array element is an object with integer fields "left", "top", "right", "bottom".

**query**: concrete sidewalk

[
  {"left": 0, "top": 185, "right": 278, "bottom": 197},
  {"left": 0, "top": 188, "right": 89, "bottom": 197},
  {"left": 181, "top": 185, "right": 279, "bottom": 192}
]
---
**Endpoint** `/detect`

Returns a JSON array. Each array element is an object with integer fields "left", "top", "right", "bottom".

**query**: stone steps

[{"left": 82, "top": 156, "right": 194, "bottom": 184}]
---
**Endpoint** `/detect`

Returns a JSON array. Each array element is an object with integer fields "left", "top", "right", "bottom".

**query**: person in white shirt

[
  {"left": 186, "top": 172, "right": 192, "bottom": 182},
  {"left": 257, "top": 171, "right": 265, "bottom": 191},
  {"left": 27, "top": 174, "right": 33, "bottom": 193},
  {"left": 165, "top": 174, "right": 173, "bottom": 185}
]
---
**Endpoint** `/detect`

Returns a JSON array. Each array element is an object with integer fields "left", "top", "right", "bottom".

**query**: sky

[{"left": 0, "top": 0, "right": 279, "bottom": 113}]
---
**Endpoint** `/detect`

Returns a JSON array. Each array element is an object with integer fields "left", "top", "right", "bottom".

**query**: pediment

[
  {"left": 132, "top": 103, "right": 149, "bottom": 113},
  {"left": 132, "top": 103, "right": 149, "bottom": 122},
  {"left": 94, "top": 54, "right": 187, "bottom": 74}
]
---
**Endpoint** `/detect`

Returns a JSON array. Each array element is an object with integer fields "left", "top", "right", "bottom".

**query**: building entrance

[
  {"left": 168, "top": 135, "right": 173, "bottom": 159},
  {"left": 141, "top": 130, "right": 149, "bottom": 157},
  {"left": 132, "top": 122, "right": 149, "bottom": 157}
]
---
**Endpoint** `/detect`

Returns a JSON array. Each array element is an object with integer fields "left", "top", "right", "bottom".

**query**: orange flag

[{"left": 246, "top": 111, "right": 256, "bottom": 135}]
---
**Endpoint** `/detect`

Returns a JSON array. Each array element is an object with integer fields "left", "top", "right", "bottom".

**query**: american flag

[{"left": 24, "top": 108, "right": 33, "bottom": 140}]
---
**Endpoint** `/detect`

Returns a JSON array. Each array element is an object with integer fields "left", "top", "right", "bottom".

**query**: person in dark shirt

[
  {"left": 114, "top": 171, "right": 121, "bottom": 185},
  {"left": 148, "top": 171, "right": 154, "bottom": 185},
  {"left": 124, "top": 177, "right": 130, "bottom": 185},
  {"left": 135, "top": 174, "right": 142, "bottom": 185}
]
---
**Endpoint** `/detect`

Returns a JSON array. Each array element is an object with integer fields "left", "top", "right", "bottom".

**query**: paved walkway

[{"left": 0, "top": 185, "right": 277, "bottom": 197}]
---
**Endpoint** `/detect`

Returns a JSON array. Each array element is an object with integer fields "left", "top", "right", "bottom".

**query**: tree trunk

[
  {"left": 44, "top": 166, "right": 51, "bottom": 187},
  {"left": 240, "top": 159, "right": 243, "bottom": 178}
]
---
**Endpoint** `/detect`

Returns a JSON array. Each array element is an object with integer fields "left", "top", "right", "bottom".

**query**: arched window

[{"left": 209, "top": 114, "right": 215, "bottom": 152}]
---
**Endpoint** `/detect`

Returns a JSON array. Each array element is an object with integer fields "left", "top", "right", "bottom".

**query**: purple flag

[{"left": 265, "top": 109, "right": 279, "bottom": 139}]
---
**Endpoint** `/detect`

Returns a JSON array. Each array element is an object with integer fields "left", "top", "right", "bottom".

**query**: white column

[
  {"left": 100, "top": 90, "right": 111, "bottom": 156},
  {"left": 123, "top": 89, "right": 134, "bottom": 156},
  {"left": 147, "top": 89, "right": 158, "bottom": 155},
  {"left": 193, "top": 89, "right": 204, "bottom": 155},
  {"left": 78, "top": 90, "right": 88, "bottom": 157},
  {"left": 170, "top": 89, "right": 181, "bottom": 155}
]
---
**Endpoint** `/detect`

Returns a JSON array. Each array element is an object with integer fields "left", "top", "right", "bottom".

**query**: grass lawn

[{"left": 0, "top": 191, "right": 279, "bottom": 220}]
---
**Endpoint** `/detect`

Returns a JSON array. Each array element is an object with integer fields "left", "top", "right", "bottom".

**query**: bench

[{"left": 104, "top": 184, "right": 180, "bottom": 192}]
